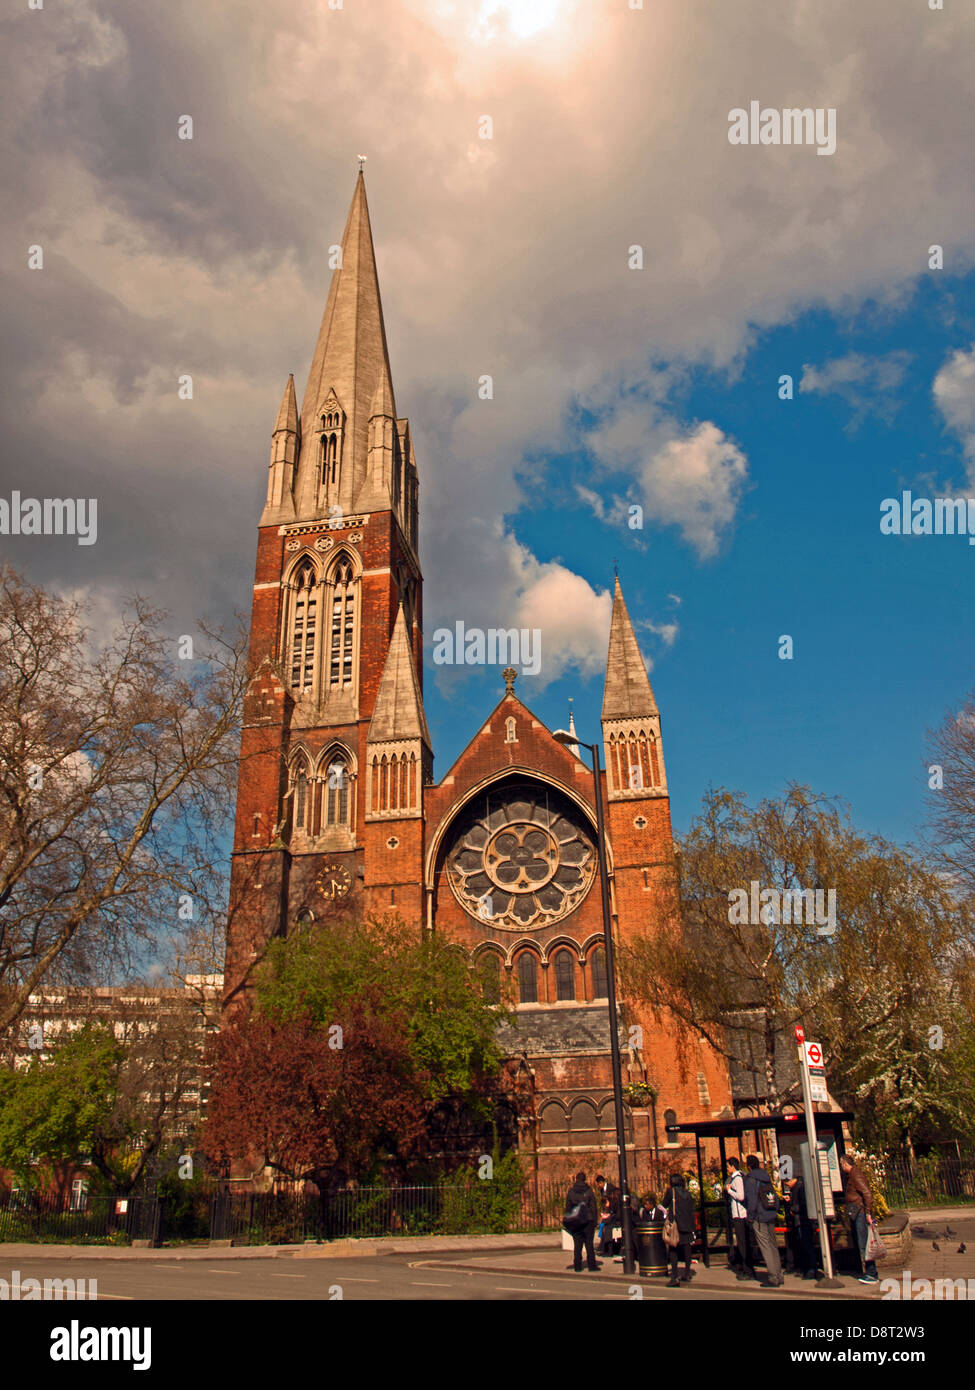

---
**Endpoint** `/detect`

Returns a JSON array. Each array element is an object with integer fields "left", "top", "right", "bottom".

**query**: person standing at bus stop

[
  {"left": 744, "top": 1153, "right": 783, "bottom": 1288},
  {"left": 839, "top": 1153, "right": 879, "bottom": 1284},
  {"left": 724, "top": 1156, "right": 753, "bottom": 1280}
]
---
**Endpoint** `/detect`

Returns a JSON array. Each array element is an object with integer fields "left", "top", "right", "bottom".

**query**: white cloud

[
  {"left": 800, "top": 351, "right": 912, "bottom": 422},
  {"left": 933, "top": 345, "right": 975, "bottom": 480}
]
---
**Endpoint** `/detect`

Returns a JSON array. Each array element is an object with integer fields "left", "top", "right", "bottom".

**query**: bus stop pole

[{"left": 795, "top": 1030, "right": 837, "bottom": 1282}]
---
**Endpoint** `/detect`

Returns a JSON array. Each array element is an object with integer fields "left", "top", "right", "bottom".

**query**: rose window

[{"left": 445, "top": 782, "right": 596, "bottom": 929}]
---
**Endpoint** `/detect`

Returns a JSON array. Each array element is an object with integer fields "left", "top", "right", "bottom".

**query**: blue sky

[{"left": 423, "top": 272, "right": 975, "bottom": 850}]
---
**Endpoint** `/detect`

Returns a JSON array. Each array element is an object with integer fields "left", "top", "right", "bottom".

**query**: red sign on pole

[
  {"left": 794, "top": 1024, "right": 805, "bottom": 1043},
  {"left": 805, "top": 1042, "right": 823, "bottom": 1067}
]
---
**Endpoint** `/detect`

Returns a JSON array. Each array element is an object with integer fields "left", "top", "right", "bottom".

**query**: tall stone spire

[
  {"left": 368, "top": 604, "right": 431, "bottom": 748},
  {"left": 294, "top": 171, "right": 398, "bottom": 519},
  {"left": 601, "top": 577, "right": 659, "bottom": 720}
]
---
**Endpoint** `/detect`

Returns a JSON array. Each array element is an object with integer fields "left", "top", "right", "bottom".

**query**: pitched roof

[
  {"left": 368, "top": 605, "right": 431, "bottom": 748},
  {"left": 601, "top": 577, "right": 659, "bottom": 720}
]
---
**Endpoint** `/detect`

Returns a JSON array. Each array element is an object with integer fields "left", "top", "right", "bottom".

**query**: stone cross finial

[{"left": 503, "top": 667, "right": 517, "bottom": 694}]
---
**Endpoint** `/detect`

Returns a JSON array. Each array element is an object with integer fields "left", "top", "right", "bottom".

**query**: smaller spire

[
  {"left": 273, "top": 374, "right": 298, "bottom": 436},
  {"left": 602, "top": 577, "right": 659, "bottom": 719},
  {"left": 502, "top": 667, "right": 517, "bottom": 695},
  {"left": 566, "top": 698, "right": 581, "bottom": 759},
  {"left": 368, "top": 605, "right": 431, "bottom": 747}
]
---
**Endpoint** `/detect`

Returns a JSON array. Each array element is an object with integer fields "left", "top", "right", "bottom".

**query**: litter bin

[{"left": 636, "top": 1219, "right": 668, "bottom": 1276}]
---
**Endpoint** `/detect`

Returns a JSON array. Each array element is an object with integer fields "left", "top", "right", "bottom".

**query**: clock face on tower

[
  {"left": 445, "top": 781, "right": 597, "bottom": 930},
  {"left": 316, "top": 862, "right": 352, "bottom": 900}
]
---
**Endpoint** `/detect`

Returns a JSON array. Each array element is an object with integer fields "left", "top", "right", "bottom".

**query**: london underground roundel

[{"left": 445, "top": 781, "right": 597, "bottom": 930}]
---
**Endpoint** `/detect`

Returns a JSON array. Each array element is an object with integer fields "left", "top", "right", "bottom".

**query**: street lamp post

[{"left": 553, "top": 728, "right": 635, "bottom": 1275}]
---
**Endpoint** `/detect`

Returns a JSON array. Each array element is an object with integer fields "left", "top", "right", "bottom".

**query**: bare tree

[
  {"left": 0, "top": 565, "right": 246, "bottom": 1035},
  {"left": 925, "top": 689, "right": 975, "bottom": 897}
]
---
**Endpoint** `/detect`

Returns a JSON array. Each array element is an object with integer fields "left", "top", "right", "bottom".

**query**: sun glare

[{"left": 474, "top": 0, "right": 563, "bottom": 41}]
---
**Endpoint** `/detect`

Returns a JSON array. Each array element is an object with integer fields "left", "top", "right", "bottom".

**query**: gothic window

[
  {"left": 554, "top": 950, "right": 575, "bottom": 1001},
  {"left": 290, "top": 755, "right": 311, "bottom": 835},
  {"left": 539, "top": 1102, "right": 569, "bottom": 1141},
  {"left": 590, "top": 946, "right": 608, "bottom": 999},
  {"left": 325, "top": 753, "right": 350, "bottom": 827},
  {"left": 505, "top": 717, "right": 516, "bottom": 743},
  {"left": 571, "top": 1100, "right": 599, "bottom": 1147},
  {"left": 664, "top": 1107, "right": 679, "bottom": 1144},
  {"left": 290, "top": 561, "right": 317, "bottom": 691},
  {"left": 328, "top": 558, "right": 356, "bottom": 688},
  {"left": 478, "top": 952, "right": 501, "bottom": 1004},
  {"left": 517, "top": 952, "right": 538, "bottom": 1004}
]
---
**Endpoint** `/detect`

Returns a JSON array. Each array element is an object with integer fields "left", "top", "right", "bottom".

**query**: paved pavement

[
  {"left": 3, "top": 1206, "right": 972, "bottom": 1301},
  {"left": 0, "top": 1252, "right": 796, "bottom": 1301}
]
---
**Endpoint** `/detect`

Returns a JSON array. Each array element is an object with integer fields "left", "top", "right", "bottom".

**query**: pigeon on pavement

[{"left": 958, "top": 1243, "right": 967, "bottom": 1254}]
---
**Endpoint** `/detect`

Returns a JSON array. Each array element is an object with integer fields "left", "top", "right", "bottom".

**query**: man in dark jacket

[
  {"left": 784, "top": 1175, "right": 818, "bottom": 1279},
  {"left": 744, "top": 1154, "right": 783, "bottom": 1287},
  {"left": 661, "top": 1173, "right": 696, "bottom": 1287},
  {"left": 839, "top": 1153, "right": 878, "bottom": 1284},
  {"left": 564, "top": 1171, "right": 600, "bottom": 1272}
]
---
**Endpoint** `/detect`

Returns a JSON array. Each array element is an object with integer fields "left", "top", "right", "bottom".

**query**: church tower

[{"left": 224, "top": 172, "right": 428, "bottom": 1011}]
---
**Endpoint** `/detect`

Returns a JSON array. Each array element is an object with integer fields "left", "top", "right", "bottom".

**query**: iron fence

[
  {"left": 3, "top": 1158, "right": 969, "bottom": 1246},
  {"left": 878, "top": 1154, "right": 975, "bottom": 1208}
]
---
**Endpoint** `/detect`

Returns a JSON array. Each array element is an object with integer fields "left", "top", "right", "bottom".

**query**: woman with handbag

[{"left": 661, "top": 1172, "right": 695, "bottom": 1287}]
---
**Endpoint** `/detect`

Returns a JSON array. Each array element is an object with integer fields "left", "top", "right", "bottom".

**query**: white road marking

[
  {"left": 269, "top": 1273, "right": 307, "bottom": 1278},
  {"left": 410, "top": 1281, "right": 452, "bottom": 1287},
  {"left": 96, "top": 1292, "right": 135, "bottom": 1300}
]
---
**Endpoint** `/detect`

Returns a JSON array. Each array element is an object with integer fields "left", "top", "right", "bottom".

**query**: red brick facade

[{"left": 224, "top": 174, "right": 732, "bottom": 1192}]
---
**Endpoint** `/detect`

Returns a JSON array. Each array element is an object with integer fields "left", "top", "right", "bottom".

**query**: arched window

[
  {"left": 290, "top": 754, "right": 311, "bottom": 835},
  {"left": 664, "top": 1107, "right": 678, "bottom": 1144},
  {"left": 571, "top": 1100, "right": 599, "bottom": 1148},
  {"left": 517, "top": 952, "right": 538, "bottom": 1004},
  {"left": 325, "top": 753, "right": 350, "bottom": 827},
  {"left": 505, "top": 717, "right": 516, "bottom": 743},
  {"left": 554, "top": 950, "right": 575, "bottom": 1001},
  {"left": 328, "top": 558, "right": 356, "bottom": 688},
  {"left": 479, "top": 953, "right": 501, "bottom": 1004},
  {"left": 290, "top": 561, "right": 317, "bottom": 691},
  {"left": 591, "top": 946, "right": 608, "bottom": 999}
]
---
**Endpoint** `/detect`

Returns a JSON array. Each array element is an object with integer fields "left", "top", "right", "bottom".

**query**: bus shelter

[{"left": 669, "top": 1112, "right": 854, "bottom": 1268}]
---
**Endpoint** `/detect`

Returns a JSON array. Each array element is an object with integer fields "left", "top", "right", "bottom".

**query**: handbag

[
  {"left": 864, "top": 1219, "right": 887, "bottom": 1262},
  {"left": 662, "top": 1198, "right": 680, "bottom": 1248}
]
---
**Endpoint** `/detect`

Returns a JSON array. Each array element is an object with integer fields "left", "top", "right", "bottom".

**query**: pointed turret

[
  {"left": 566, "top": 699, "right": 582, "bottom": 759},
  {"left": 294, "top": 171, "right": 399, "bottom": 520},
  {"left": 601, "top": 578, "right": 667, "bottom": 800},
  {"left": 368, "top": 605, "right": 431, "bottom": 747},
  {"left": 261, "top": 374, "right": 300, "bottom": 524},
  {"left": 365, "top": 605, "right": 431, "bottom": 823},
  {"left": 602, "top": 577, "right": 659, "bottom": 720}
]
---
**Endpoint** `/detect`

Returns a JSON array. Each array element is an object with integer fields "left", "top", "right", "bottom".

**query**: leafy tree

[
  {"left": 0, "top": 984, "right": 211, "bottom": 1193},
  {"left": 256, "top": 913, "right": 505, "bottom": 1106},
  {"left": 204, "top": 913, "right": 509, "bottom": 1191},
  {"left": 622, "top": 784, "right": 975, "bottom": 1149},
  {"left": 0, "top": 1025, "right": 121, "bottom": 1193},
  {"left": 203, "top": 1007, "right": 427, "bottom": 1197}
]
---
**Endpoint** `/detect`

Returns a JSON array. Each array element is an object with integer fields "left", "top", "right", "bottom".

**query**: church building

[{"left": 223, "top": 173, "right": 732, "bottom": 1185}]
